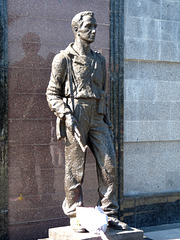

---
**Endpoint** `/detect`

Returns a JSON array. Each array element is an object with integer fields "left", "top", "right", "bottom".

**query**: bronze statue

[{"left": 46, "top": 11, "right": 128, "bottom": 232}]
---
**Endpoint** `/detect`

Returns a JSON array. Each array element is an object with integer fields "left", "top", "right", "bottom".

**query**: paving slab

[
  {"left": 142, "top": 223, "right": 180, "bottom": 240},
  {"left": 144, "top": 228, "right": 180, "bottom": 240}
]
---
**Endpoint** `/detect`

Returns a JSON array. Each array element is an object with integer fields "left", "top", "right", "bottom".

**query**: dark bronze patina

[{"left": 46, "top": 11, "right": 128, "bottom": 232}]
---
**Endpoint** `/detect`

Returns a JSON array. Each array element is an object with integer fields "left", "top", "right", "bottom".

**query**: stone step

[{"left": 47, "top": 226, "right": 144, "bottom": 240}]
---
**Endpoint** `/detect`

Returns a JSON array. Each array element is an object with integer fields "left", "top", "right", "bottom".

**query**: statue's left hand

[{"left": 65, "top": 113, "right": 77, "bottom": 134}]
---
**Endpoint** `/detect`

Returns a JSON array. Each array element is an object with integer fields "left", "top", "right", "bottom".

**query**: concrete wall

[
  {"left": 124, "top": 0, "right": 180, "bottom": 196},
  {"left": 7, "top": 1, "right": 109, "bottom": 239}
]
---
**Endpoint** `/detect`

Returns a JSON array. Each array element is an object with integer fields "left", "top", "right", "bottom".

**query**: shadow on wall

[
  {"left": 8, "top": 32, "right": 66, "bottom": 240},
  {"left": 12, "top": 30, "right": 65, "bottom": 190}
]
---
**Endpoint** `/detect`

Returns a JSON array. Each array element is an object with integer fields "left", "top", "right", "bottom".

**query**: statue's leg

[
  {"left": 62, "top": 126, "right": 86, "bottom": 217},
  {"left": 62, "top": 101, "right": 89, "bottom": 218},
  {"left": 89, "top": 113, "right": 128, "bottom": 230},
  {"left": 88, "top": 114, "right": 119, "bottom": 216}
]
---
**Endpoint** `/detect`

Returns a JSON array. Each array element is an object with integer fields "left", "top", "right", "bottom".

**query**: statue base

[{"left": 39, "top": 226, "right": 144, "bottom": 240}]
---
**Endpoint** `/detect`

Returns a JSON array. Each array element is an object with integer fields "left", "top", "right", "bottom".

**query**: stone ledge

[
  {"left": 38, "top": 239, "right": 51, "bottom": 240},
  {"left": 46, "top": 226, "right": 144, "bottom": 240}
]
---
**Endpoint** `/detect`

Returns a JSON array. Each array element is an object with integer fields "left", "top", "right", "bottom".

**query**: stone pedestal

[{"left": 39, "top": 226, "right": 144, "bottom": 240}]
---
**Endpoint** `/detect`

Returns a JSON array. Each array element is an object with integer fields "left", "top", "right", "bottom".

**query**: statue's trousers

[{"left": 62, "top": 98, "right": 119, "bottom": 217}]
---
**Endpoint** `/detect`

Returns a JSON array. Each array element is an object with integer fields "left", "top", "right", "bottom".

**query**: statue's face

[{"left": 78, "top": 15, "right": 97, "bottom": 43}]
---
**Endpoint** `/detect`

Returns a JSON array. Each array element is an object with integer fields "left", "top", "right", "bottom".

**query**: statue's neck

[{"left": 73, "top": 38, "right": 91, "bottom": 57}]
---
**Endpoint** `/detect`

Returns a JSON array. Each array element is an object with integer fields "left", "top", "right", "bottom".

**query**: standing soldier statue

[{"left": 46, "top": 11, "right": 128, "bottom": 233}]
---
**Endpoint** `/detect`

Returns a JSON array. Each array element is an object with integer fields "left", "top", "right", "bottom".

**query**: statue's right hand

[{"left": 65, "top": 113, "right": 77, "bottom": 133}]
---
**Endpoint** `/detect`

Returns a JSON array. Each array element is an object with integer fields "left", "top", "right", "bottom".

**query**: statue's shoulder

[
  {"left": 94, "top": 50, "right": 106, "bottom": 63},
  {"left": 53, "top": 50, "right": 67, "bottom": 61},
  {"left": 52, "top": 50, "right": 67, "bottom": 68}
]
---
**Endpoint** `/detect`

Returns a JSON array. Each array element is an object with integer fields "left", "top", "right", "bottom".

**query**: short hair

[{"left": 71, "top": 11, "right": 95, "bottom": 31}]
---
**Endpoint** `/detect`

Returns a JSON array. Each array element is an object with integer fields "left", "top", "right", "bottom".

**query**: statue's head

[{"left": 71, "top": 11, "right": 97, "bottom": 43}]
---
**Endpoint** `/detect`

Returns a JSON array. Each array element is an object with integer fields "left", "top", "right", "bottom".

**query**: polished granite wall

[{"left": 7, "top": 1, "right": 109, "bottom": 239}]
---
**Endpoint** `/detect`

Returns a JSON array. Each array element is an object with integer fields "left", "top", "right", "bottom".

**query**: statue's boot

[{"left": 108, "top": 216, "right": 128, "bottom": 230}]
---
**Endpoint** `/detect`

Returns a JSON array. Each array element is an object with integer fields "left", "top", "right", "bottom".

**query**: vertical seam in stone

[{"left": 109, "top": 0, "right": 124, "bottom": 220}]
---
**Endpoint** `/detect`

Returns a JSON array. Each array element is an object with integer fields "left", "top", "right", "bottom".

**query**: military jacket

[
  {"left": 46, "top": 43, "right": 112, "bottom": 139},
  {"left": 46, "top": 43, "right": 107, "bottom": 118}
]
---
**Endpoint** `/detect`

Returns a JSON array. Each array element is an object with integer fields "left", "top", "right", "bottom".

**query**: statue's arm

[
  {"left": 102, "top": 56, "right": 113, "bottom": 130},
  {"left": 46, "top": 53, "right": 71, "bottom": 119}
]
